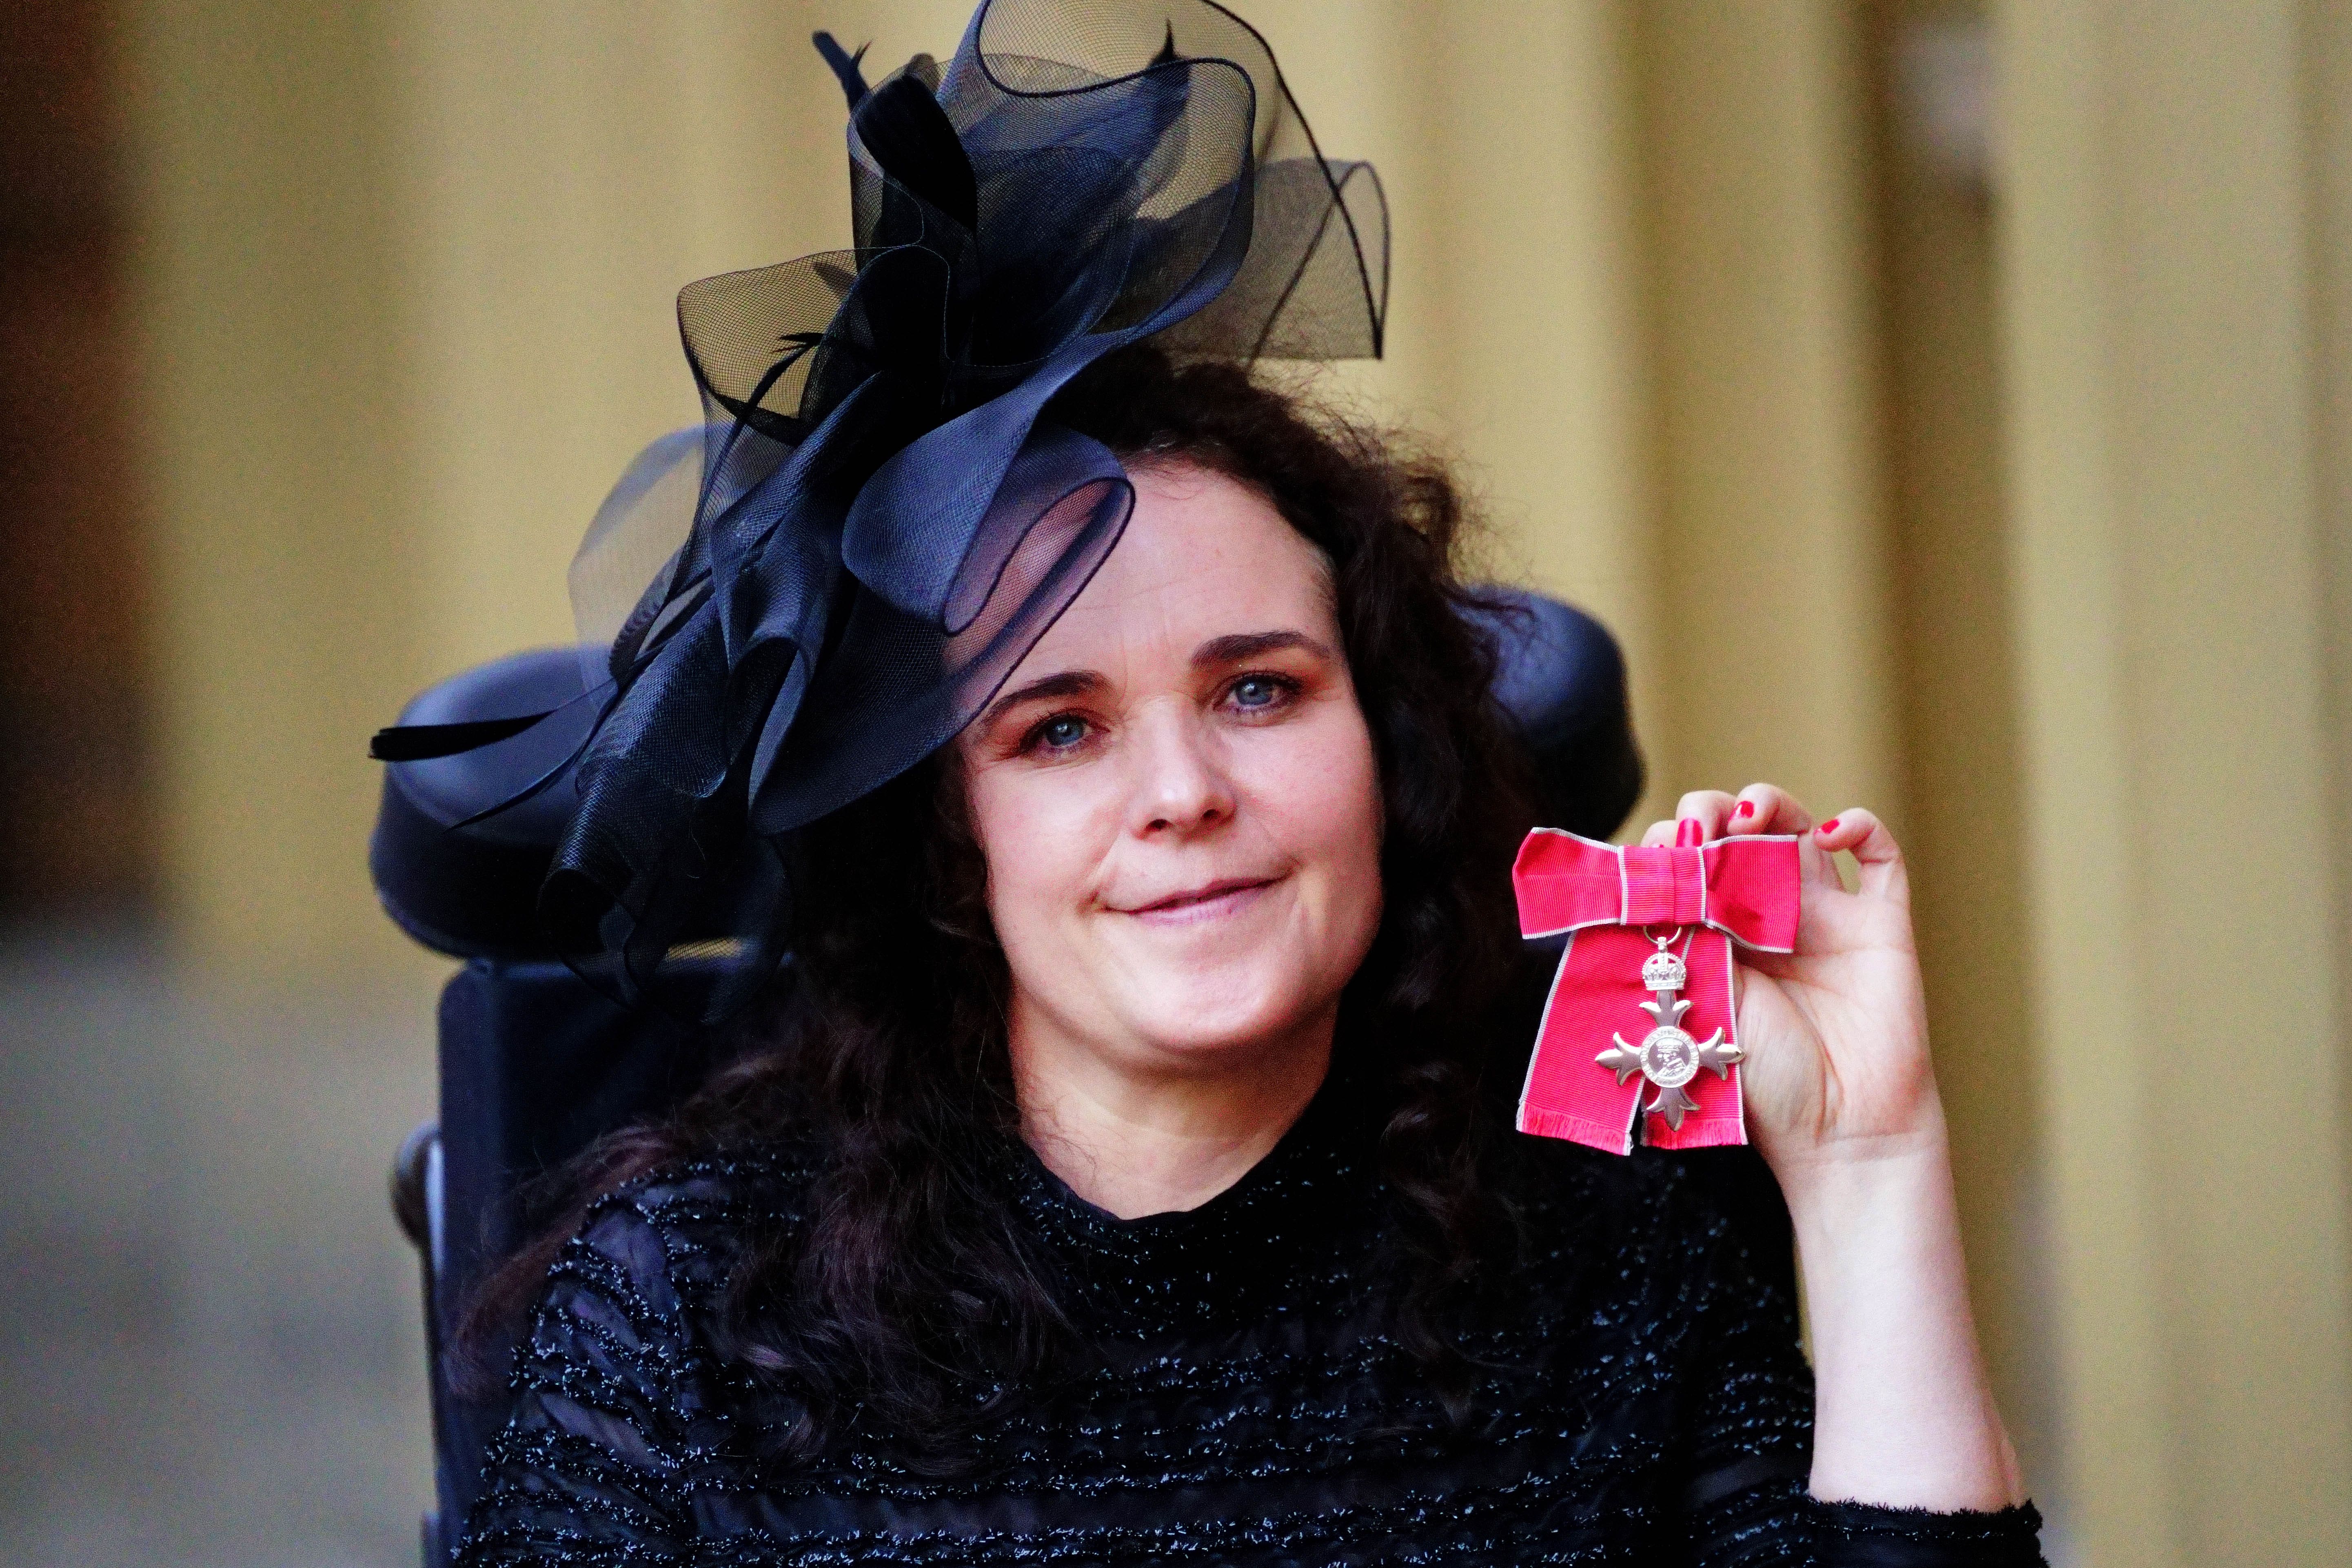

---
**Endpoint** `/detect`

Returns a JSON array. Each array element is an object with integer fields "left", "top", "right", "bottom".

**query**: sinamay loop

[{"left": 374, "top": 0, "right": 1388, "bottom": 1020}]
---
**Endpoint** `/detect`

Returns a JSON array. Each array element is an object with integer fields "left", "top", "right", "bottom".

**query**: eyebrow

[
  {"left": 976, "top": 630, "right": 1335, "bottom": 733},
  {"left": 1191, "top": 629, "right": 1335, "bottom": 668},
  {"left": 977, "top": 668, "right": 1105, "bottom": 732}
]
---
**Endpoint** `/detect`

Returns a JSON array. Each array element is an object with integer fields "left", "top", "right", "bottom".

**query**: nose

[{"left": 1123, "top": 699, "right": 1236, "bottom": 838}]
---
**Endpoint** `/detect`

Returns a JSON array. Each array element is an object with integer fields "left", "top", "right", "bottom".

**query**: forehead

[{"left": 1020, "top": 460, "right": 1335, "bottom": 666}]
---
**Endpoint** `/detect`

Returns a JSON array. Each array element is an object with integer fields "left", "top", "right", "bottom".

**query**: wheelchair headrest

[
  {"left": 371, "top": 587, "right": 1640, "bottom": 959},
  {"left": 369, "top": 649, "right": 601, "bottom": 958}
]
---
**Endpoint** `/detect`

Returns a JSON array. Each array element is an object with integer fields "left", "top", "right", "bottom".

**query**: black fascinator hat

[{"left": 374, "top": 0, "right": 1388, "bottom": 1018}]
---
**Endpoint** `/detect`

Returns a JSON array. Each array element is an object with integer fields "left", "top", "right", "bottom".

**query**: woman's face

[{"left": 956, "top": 460, "right": 1385, "bottom": 1080}]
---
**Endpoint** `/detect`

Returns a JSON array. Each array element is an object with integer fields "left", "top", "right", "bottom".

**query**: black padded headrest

[
  {"left": 371, "top": 588, "right": 1642, "bottom": 960},
  {"left": 1463, "top": 588, "right": 1645, "bottom": 841},
  {"left": 370, "top": 648, "right": 599, "bottom": 960}
]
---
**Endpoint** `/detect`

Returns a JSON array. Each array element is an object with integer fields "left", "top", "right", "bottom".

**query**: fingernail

[
  {"left": 1733, "top": 800, "right": 1754, "bottom": 819},
  {"left": 1675, "top": 817, "right": 1704, "bottom": 847},
  {"left": 1818, "top": 817, "right": 1841, "bottom": 835}
]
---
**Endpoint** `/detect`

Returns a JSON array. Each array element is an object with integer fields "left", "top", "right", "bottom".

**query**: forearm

[{"left": 1776, "top": 1114, "right": 2023, "bottom": 1511}]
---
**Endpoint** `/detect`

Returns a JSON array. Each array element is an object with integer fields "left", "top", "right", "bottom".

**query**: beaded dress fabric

[{"left": 457, "top": 1053, "right": 2045, "bottom": 1566}]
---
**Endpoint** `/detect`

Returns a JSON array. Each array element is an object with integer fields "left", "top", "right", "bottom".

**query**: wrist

[
  {"left": 1781, "top": 1136, "right": 1965, "bottom": 1324},
  {"left": 1760, "top": 1088, "right": 1953, "bottom": 1220},
  {"left": 1777, "top": 1113, "right": 2022, "bottom": 1510},
  {"left": 1773, "top": 1126, "right": 1950, "bottom": 1230}
]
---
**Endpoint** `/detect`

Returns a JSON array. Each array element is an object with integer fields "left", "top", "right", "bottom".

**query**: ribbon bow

[{"left": 1510, "top": 827, "right": 1802, "bottom": 1154}]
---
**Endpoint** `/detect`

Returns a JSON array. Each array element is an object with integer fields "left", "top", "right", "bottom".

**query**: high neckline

[{"left": 999, "top": 1056, "right": 1387, "bottom": 1336}]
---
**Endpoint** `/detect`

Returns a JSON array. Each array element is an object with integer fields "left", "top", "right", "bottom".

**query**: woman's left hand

[{"left": 1638, "top": 784, "right": 1942, "bottom": 1175}]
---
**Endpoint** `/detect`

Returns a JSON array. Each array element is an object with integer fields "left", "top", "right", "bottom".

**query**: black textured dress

[{"left": 457, "top": 1056, "right": 2044, "bottom": 1566}]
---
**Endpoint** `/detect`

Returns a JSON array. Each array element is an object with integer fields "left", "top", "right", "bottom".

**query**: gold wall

[{"left": 120, "top": 2, "right": 2352, "bottom": 1561}]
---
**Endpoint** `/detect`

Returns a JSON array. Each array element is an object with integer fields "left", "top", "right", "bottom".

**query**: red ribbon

[{"left": 1510, "top": 828, "right": 1802, "bottom": 1154}]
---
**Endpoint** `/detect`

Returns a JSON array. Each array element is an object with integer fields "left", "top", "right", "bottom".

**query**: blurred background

[{"left": 2, "top": 1, "right": 2347, "bottom": 1563}]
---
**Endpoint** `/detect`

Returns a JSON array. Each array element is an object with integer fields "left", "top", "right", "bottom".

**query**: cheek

[
  {"left": 962, "top": 762, "right": 1116, "bottom": 938},
  {"left": 1245, "top": 708, "right": 1385, "bottom": 917}
]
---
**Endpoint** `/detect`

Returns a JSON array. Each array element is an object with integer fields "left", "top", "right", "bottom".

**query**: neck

[{"left": 1009, "top": 1002, "right": 1336, "bottom": 1221}]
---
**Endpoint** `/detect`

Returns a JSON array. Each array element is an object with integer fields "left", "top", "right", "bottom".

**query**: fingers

[
  {"left": 1640, "top": 790, "right": 1736, "bottom": 847},
  {"left": 1641, "top": 783, "right": 1899, "bottom": 849},
  {"left": 1724, "top": 783, "right": 1813, "bottom": 838},
  {"left": 1813, "top": 806, "right": 1909, "bottom": 901},
  {"left": 1725, "top": 783, "right": 1839, "bottom": 893},
  {"left": 1635, "top": 785, "right": 1909, "bottom": 907},
  {"left": 1641, "top": 783, "right": 1804, "bottom": 847}
]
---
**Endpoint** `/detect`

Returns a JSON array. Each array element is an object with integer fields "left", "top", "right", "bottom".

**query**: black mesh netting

[{"left": 379, "top": 0, "right": 1387, "bottom": 1019}]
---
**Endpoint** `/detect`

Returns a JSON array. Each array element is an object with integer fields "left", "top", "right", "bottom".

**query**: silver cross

[{"left": 1595, "top": 938, "right": 1742, "bottom": 1131}]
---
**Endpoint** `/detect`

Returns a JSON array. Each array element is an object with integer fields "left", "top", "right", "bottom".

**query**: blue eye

[
  {"left": 1231, "top": 675, "right": 1286, "bottom": 710},
  {"left": 1038, "top": 715, "right": 1089, "bottom": 750}
]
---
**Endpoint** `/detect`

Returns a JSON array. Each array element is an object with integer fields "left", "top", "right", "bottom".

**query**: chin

[{"left": 1112, "top": 961, "right": 1329, "bottom": 1062}]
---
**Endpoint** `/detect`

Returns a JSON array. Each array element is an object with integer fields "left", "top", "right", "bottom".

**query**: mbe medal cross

[
  {"left": 1508, "top": 827, "right": 1803, "bottom": 1155},
  {"left": 1594, "top": 936, "right": 1744, "bottom": 1132}
]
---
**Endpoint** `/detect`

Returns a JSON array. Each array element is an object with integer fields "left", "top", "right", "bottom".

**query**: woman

[{"left": 436, "top": 5, "right": 2043, "bottom": 1562}]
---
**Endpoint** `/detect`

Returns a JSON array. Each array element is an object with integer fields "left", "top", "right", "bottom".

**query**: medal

[
  {"left": 1593, "top": 929, "right": 1742, "bottom": 1131},
  {"left": 1508, "top": 828, "right": 1800, "bottom": 1155}
]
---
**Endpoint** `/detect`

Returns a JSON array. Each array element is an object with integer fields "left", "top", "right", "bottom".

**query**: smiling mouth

[{"left": 1116, "top": 876, "right": 1281, "bottom": 922}]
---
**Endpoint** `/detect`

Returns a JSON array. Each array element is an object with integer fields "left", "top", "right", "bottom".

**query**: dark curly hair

[{"left": 465, "top": 345, "right": 1545, "bottom": 1464}]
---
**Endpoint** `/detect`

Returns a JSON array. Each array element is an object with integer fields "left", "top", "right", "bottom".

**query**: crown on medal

[{"left": 1641, "top": 949, "right": 1688, "bottom": 992}]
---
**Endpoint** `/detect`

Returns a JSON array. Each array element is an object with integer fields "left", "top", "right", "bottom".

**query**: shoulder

[
  {"left": 510, "top": 1132, "right": 823, "bottom": 1389},
  {"left": 463, "top": 1144, "right": 820, "bottom": 1558},
  {"left": 550, "top": 1133, "right": 824, "bottom": 1328}
]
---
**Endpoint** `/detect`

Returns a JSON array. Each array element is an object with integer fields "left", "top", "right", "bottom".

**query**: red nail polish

[
  {"left": 1818, "top": 817, "right": 1841, "bottom": 835},
  {"left": 1675, "top": 818, "right": 1704, "bottom": 847},
  {"left": 1733, "top": 800, "right": 1754, "bottom": 819}
]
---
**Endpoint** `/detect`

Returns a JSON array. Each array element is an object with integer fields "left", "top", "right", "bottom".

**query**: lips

[{"left": 1114, "top": 875, "right": 1280, "bottom": 919}]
